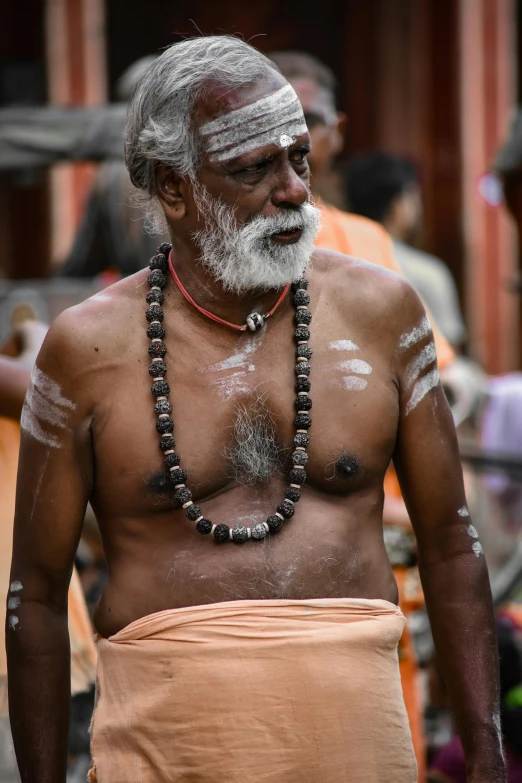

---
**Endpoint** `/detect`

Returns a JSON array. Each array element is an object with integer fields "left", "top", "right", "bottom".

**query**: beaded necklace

[{"left": 145, "top": 242, "right": 313, "bottom": 544}]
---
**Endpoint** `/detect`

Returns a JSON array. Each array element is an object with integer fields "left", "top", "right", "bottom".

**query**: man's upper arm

[
  {"left": 10, "top": 311, "right": 94, "bottom": 609},
  {"left": 390, "top": 284, "right": 469, "bottom": 560}
]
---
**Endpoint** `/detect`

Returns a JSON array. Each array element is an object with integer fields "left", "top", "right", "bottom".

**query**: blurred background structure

[
  {"left": 1, "top": 0, "right": 521, "bottom": 373},
  {"left": 2, "top": 2, "right": 522, "bottom": 781}
]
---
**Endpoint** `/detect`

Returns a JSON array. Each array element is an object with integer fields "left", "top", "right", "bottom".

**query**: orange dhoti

[{"left": 89, "top": 598, "right": 416, "bottom": 783}]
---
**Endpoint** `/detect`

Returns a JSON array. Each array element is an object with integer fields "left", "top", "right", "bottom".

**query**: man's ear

[{"left": 154, "top": 165, "right": 187, "bottom": 221}]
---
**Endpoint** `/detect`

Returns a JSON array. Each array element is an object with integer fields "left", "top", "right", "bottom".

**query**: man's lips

[{"left": 271, "top": 227, "right": 304, "bottom": 244}]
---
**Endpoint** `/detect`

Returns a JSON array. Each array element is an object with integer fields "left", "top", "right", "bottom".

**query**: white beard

[{"left": 190, "top": 182, "right": 321, "bottom": 294}]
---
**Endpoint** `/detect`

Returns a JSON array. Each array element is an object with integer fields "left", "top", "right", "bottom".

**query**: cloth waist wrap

[{"left": 89, "top": 598, "right": 417, "bottom": 783}]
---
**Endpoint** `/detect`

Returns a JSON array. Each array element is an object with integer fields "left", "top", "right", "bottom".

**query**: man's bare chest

[{"left": 89, "top": 318, "right": 400, "bottom": 518}]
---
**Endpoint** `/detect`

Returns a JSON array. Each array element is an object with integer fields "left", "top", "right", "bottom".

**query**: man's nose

[{"left": 271, "top": 162, "right": 309, "bottom": 208}]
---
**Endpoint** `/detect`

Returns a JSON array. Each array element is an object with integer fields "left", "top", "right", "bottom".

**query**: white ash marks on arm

[
  {"left": 21, "top": 367, "right": 76, "bottom": 448},
  {"left": 398, "top": 316, "right": 432, "bottom": 351},
  {"left": 7, "top": 581, "right": 23, "bottom": 631},
  {"left": 398, "top": 317, "right": 439, "bottom": 416}
]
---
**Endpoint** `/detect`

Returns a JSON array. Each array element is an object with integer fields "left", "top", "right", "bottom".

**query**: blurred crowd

[{"left": 1, "top": 47, "right": 522, "bottom": 783}]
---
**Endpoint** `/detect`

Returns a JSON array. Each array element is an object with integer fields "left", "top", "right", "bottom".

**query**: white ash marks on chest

[
  {"left": 328, "top": 340, "right": 373, "bottom": 392},
  {"left": 197, "top": 332, "right": 264, "bottom": 400}
]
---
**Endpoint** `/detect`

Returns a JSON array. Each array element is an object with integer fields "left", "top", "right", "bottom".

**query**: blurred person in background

[
  {"left": 58, "top": 56, "right": 163, "bottom": 279},
  {"left": 0, "top": 323, "right": 97, "bottom": 783},
  {"left": 428, "top": 621, "right": 522, "bottom": 782},
  {"left": 345, "top": 152, "right": 466, "bottom": 350},
  {"left": 7, "top": 36, "right": 504, "bottom": 783},
  {"left": 269, "top": 51, "right": 407, "bottom": 275}
]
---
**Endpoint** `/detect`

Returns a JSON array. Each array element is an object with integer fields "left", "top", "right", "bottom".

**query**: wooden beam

[{"left": 45, "top": 0, "right": 107, "bottom": 269}]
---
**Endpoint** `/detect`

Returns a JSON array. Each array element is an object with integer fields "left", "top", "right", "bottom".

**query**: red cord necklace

[{"left": 168, "top": 252, "right": 290, "bottom": 332}]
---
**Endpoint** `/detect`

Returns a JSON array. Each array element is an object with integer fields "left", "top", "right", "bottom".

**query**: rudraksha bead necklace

[{"left": 146, "top": 242, "right": 313, "bottom": 543}]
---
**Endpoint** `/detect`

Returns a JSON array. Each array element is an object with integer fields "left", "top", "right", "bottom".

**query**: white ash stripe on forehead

[
  {"left": 405, "top": 368, "right": 440, "bottom": 416},
  {"left": 399, "top": 316, "right": 432, "bottom": 351},
  {"left": 212, "top": 119, "right": 308, "bottom": 163},
  {"left": 200, "top": 83, "right": 307, "bottom": 163},
  {"left": 205, "top": 102, "right": 304, "bottom": 154},
  {"left": 200, "top": 84, "right": 299, "bottom": 136},
  {"left": 405, "top": 342, "right": 437, "bottom": 388}
]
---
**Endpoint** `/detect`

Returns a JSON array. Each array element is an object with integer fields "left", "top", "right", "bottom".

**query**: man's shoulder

[
  {"left": 51, "top": 269, "right": 148, "bottom": 343},
  {"left": 311, "top": 249, "right": 425, "bottom": 331},
  {"left": 39, "top": 269, "right": 148, "bottom": 381},
  {"left": 312, "top": 247, "right": 402, "bottom": 291}
]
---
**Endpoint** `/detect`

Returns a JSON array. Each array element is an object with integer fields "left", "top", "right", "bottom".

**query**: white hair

[
  {"left": 124, "top": 36, "right": 280, "bottom": 232},
  {"left": 225, "top": 395, "right": 283, "bottom": 484}
]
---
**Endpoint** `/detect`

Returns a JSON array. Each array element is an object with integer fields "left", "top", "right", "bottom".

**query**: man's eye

[
  {"left": 291, "top": 148, "right": 310, "bottom": 164},
  {"left": 243, "top": 163, "right": 266, "bottom": 173},
  {"left": 241, "top": 156, "right": 272, "bottom": 174}
]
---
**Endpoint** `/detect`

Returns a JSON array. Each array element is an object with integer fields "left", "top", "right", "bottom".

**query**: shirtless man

[{"left": 7, "top": 36, "right": 504, "bottom": 783}]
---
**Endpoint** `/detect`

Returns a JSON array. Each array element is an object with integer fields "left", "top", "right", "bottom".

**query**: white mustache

[{"left": 243, "top": 204, "right": 316, "bottom": 240}]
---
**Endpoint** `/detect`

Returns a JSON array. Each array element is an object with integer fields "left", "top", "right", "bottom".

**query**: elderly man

[{"left": 8, "top": 36, "right": 503, "bottom": 783}]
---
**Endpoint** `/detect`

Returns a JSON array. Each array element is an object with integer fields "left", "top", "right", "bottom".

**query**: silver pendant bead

[{"left": 246, "top": 312, "right": 265, "bottom": 331}]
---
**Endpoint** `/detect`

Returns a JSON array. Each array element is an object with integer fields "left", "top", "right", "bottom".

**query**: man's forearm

[
  {"left": 7, "top": 600, "right": 71, "bottom": 783},
  {"left": 419, "top": 549, "right": 505, "bottom": 781}
]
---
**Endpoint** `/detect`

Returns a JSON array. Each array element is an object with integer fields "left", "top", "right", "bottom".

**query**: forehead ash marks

[
  {"left": 200, "top": 84, "right": 307, "bottom": 164},
  {"left": 328, "top": 340, "right": 372, "bottom": 392},
  {"left": 21, "top": 367, "right": 76, "bottom": 448}
]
